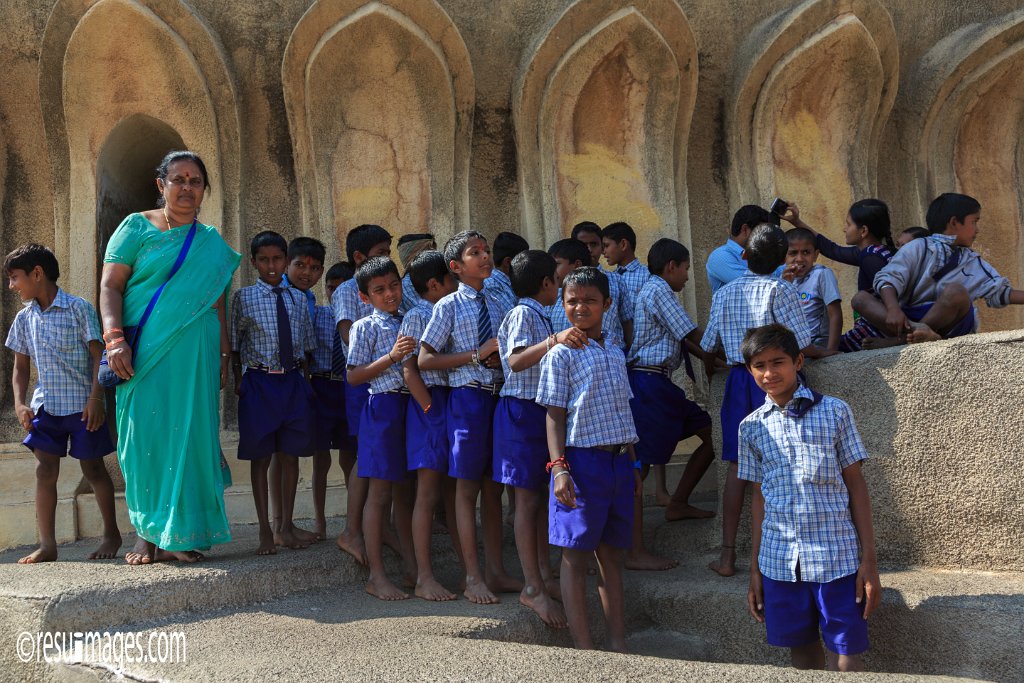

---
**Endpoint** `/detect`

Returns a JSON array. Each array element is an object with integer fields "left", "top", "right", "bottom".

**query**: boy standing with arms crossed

[{"left": 740, "top": 324, "right": 880, "bottom": 671}]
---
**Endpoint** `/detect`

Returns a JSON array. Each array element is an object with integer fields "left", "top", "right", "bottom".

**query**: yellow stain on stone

[{"left": 335, "top": 186, "right": 397, "bottom": 239}]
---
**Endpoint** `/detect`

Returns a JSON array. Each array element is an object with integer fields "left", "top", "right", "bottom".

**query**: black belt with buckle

[
  {"left": 465, "top": 381, "right": 502, "bottom": 396},
  {"left": 631, "top": 365, "right": 671, "bottom": 378},
  {"left": 382, "top": 387, "right": 411, "bottom": 395},
  {"left": 593, "top": 444, "right": 627, "bottom": 455},
  {"left": 248, "top": 364, "right": 301, "bottom": 375},
  {"left": 310, "top": 372, "right": 344, "bottom": 381}
]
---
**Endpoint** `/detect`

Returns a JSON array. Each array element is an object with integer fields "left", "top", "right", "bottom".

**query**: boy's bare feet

[
  {"left": 415, "top": 577, "right": 457, "bottom": 601},
  {"left": 282, "top": 524, "right": 319, "bottom": 544},
  {"left": 625, "top": 550, "right": 679, "bottom": 571},
  {"left": 314, "top": 519, "right": 328, "bottom": 541},
  {"left": 88, "top": 532, "right": 123, "bottom": 560},
  {"left": 520, "top": 587, "right": 568, "bottom": 628},
  {"left": 18, "top": 545, "right": 58, "bottom": 564},
  {"left": 464, "top": 577, "right": 500, "bottom": 604},
  {"left": 544, "top": 577, "right": 562, "bottom": 601},
  {"left": 708, "top": 546, "right": 736, "bottom": 576},
  {"left": 257, "top": 529, "right": 278, "bottom": 556},
  {"left": 907, "top": 321, "right": 941, "bottom": 344},
  {"left": 485, "top": 570, "right": 524, "bottom": 594},
  {"left": 274, "top": 528, "right": 310, "bottom": 550},
  {"left": 861, "top": 336, "right": 904, "bottom": 350},
  {"left": 336, "top": 531, "right": 367, "bottom": 565},
  {"left": 366, "top": 575, "right": 409, "bottom": 601},
  {"left": 125, "top": 538, "right": 156, "bottom": 565},
  {"left": 655, "top": 490, "right": 672, "bottom": 507},
  {"left": 665, "top": 502, "right": 715, "bottom": 521}
]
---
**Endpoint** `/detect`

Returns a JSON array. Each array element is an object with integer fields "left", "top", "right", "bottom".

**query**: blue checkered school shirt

[
  {"left": 347, "top": 309, "right": 405, "bottom": 394},
  {"left": 400, "top": 300, "right": 447, "bottom": 388},
  {"left": 499, "top": 297, "right": 554, "bottom": 400},
  {"left": 548, "top": 280, "right": 627, "bottom": 351},
  {"left": 616, "top": 258, "right": 651, "bottom": 304},
  {"left": 399, "top": 273, "right": 422, "bottom": 315},
  {"left": 484, "top": 269, "right": 517, "bottom": 313},
  {"left": 737, "top": 385, "right": 868, "bottom": 583},
  {"left": 309, "top": 305, "right": 337, "bottom": 374},
  {"left": 536, "top": 338, "right": 637, "bottom": 449},
  {"left": 700, "top": 274, "right": 812, "bottom": 365},
  {"left": 230, "top": 280, "right": 316, "bottom": 370},
  {"left": 627, "top": 276, "right": 698, "bottom": 371},
  {"left": 4, "top": 289, "right": 101, "bottom": 416},
  {"left": 420, "top": 282, "right": 511, "bottom": 387},
  {"left": 331, "top": 277, "right": 372, "bottom": 352}
]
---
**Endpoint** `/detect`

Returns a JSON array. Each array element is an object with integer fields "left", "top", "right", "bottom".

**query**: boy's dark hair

[
  {"left": 745, "top": 224, "right": 788, "bottom": 275},
  {"left": 647, "top": 238, "right": 690, "bottom": 276},
  {"left": 849, "top": 198, "right": 895, "bottom": 251},
  {"left": 493, "top": 232, "right": 529, "bottom": 266},
  {"left": 900, "top": 226, "right": 929, "bottom": 241},
  {"left": 785, "top": 227, "right": 817, "bottom": 246},
  {"left": 925, "top": 193, "right": 981, "bottom": 234},
  {"left": 4, "top": 243, "right": 60, "bottom": 281},
  {"left": 602, "top": 221, "right": 637, "bottom": 250},
  {"left": 397, "top": 233, "right": 433, "bottom": 246},
  {"left": 510, "top": 249, "right": 557, "bottom": 298},
  {"left": 570, "top": 221, "right": 601, "bottom": 240},
  {"left": 731, "top": 205, "right": 777, "bottom": 237},
  {"left": 355, "top": 256, "right": 400, "bottom": 295},
  {"left": 408, "top": 250, "right": 449, "bottom": 295},
  {"left": 547, "top": 238, "right": 590, "bottom": 267},
  {"left": 346, "top": 224, "right": 392, "bottom": 263},
  {"left": 250, "top": 230, "right": 287, "bottom": 257},
  {"left": 741, "top": 323, "right": 801, "bottom": 366},
  {"left": 562, "top": 266, "right": 610, "bottom": 301},
  {"left": 443, "top": 230, "right": 487, "bottom": 265},
  {"left": 156, "top": 151, "right": 210, "bottom": 207},
  {"left": 287, "top": 236, "right": 326, "bottom": 264},
  {"left": 325, "top": 261, "right": 354, "bottom": 282}
]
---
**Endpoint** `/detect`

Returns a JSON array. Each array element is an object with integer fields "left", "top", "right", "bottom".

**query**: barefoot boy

[
  {"left": 231, "top": 230, "right": 317, "bottom": 555},
  {"left": 740, "top": 324, "right": 881, "bottom": 672},
  {"left": 5, "top": 243, "right": 121, "bottom": 563},
  {"left": 539, "top": 267, "right": 642, "bottom": 652},
  {"left": 347, "top": 256, "right": 417, "bottom": 600}
]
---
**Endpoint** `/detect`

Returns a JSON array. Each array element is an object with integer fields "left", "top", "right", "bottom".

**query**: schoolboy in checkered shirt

[{"left": 738, "top": 323, "right": 880, "bottom": 673}]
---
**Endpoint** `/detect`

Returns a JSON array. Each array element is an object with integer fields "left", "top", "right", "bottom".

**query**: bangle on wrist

[
  {"left": 105, "top": 338, "right": 126, "bottom": 350},
  {"left": 423, "top": 403, "right": 431, "bottom": 414},
  {"left": 387, "top": 351, "right": 396, "bottom": 363},
  {"left": 554, "top": 471, "right": 572, "bottom": 480},
  {"left": 102, "top": 328, "right": 123, "bottom": 341},
  {"left": 88, "top": 396, "right": 104, "bottom": 403}
]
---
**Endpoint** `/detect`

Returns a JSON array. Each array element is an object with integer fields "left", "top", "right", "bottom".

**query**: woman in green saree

[{"left": 99, "top": 151, "right": 240, "bottom": 564}]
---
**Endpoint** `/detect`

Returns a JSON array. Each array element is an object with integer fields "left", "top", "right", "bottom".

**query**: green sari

[{"left": 104, "top": 213, "right": 240, "bottom": 551}]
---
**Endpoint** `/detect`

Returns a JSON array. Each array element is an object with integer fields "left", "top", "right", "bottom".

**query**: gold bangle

[{"left": 88, "top": 397, "right": 104, "bottom": 403}]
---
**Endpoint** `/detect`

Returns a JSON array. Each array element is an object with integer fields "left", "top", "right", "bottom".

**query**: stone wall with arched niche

[
  {"left": 282, "top": 0, "right": 474, "bottom": 258},
  {"left": 729, "top": 0, "right": 898, "bottom": 307}
]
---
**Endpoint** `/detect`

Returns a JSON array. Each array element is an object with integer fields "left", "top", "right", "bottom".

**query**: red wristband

[{"left": 546, "top": 456, "right": 569, "bottom": 473}]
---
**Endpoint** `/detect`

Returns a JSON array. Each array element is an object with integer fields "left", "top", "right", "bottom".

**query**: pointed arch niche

[
  {"left": 907, "top": 10, "right": 1024, "bottom": 332},
  {"left": 515, "top": 1, "right": 698, "bottom": 260},
  {"left": 730, "top": 0, "right": 897, "bottom": 303},
  {"left": 39, "top": 0, "right": 240, "bottom": 295},
  {"left": 282, "top": 1, "right": 473, "bottom": 255}
]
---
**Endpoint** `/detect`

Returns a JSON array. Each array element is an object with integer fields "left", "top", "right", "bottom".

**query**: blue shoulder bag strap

[{"left": 129, "top": 218, "right": 198, "bottom": 350}]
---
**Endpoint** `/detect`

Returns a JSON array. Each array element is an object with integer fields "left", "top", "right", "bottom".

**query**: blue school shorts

[
  {"left": 406, "top": 386, "right": 449, "bottom": 473},
  {"left": 357, "top": 391, "right": 410, "bottom": 482},
  {"left": 904, "top": 303, "right": 977, "bottom": 338},
  {"left": 762, "top": 572, "right": 869, "bottom": 655},
  {"left": 447, "top": 385, "right": 498, "bottom": 481},
  {"left": 237, "top": 370, "right": 315, "bottom": 460},
  {"left": 310, "top": 375, "right": 353, "bottom": 452},
  {"left": 345, "top": 380, "right": 370, "bottom": 439},
  {"left": 548, "top": 446, "right": 634, "bottom": 552},
  {"left": 721, "top": 365, "right": 766, "bottom": 463},
  {"left": 23, "top": 406, "right": 115, "bottom": 460},
  {"left": 492, "top": 396, "right": 548, "bottom": 490},
  {"left": 628, "top": 370, "right": 712, "bottom": 466}
]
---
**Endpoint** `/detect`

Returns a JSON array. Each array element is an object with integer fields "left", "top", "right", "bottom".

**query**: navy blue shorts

[
  {"left": 721, "top": 365, "right": 766, "bottom": 463},
  {"left": 493, "top": 396, "right": 548, "bottom": 490},
  {"left": 406, "top": 386, "right": 449, "bottom": 473},
  {"left": 357, "top": 392, "right": 410, "bottom": 481},
  {"left": 548, "top": 446, "right": 634, "bottom": 552},
  {"left": 345, "top": 380, "right": 370, "bottom": 439},
  {"left": 763, "top": 572, "right": 869, "bottom": 655},
  {"left": 310, "top": 376, "right": 352, "bottom": 452},
  {"left": 23, "top": 406, "right": 114, "bottom": 460},
  {"left": 447, "top": 386, "right": 497, "bottom": 481},
  {"left": 237, "top": 370, "right": 315, "bottom": 460},
  {"left": 904, "top": 302, "right": 977, "bottom": 338},
  {"left": 628, "top": 371, "right": 712, "bottom": 466}
]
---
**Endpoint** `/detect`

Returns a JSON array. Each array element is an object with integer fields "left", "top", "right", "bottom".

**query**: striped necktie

[
  {"left": 331, "top": 328, "right": 346, "bottom": 378},
  {"left": 477, "top": 295, "right": 492, "bottom": 347},
  {"left": 272, "top": 287, "right": 295, "bottom": 371}
]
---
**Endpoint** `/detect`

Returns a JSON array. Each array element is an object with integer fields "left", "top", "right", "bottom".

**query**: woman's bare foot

[
  {"left": 464, "top": 577, "right": 500, "bottom": 605},
  {"left": 366, "top": 575, "right": 409, "bottom": 601},
  {"left": 88, "top": 533, "right": 123, "bottom": 560},
  {"left": 520, "top": 587, "right": 568, "bottom": 628},
  {"left": 665, "top": 502, "right": 715, "bottom": 521},
  {"left": 257, "top": 529, "right": 278, "bottom": 556},
  {"left": 125, "top": 538, "right": 156, "bottom": 565},
  {"left": 162, "top": 550, "right": 204, "bottom": 563},
  {"left": 907, "top": 322, "right": 941, "bottom": 344},
  {"left": 544, "top": 577, "right": 562, "bottom": 601},
  {"left": 626, "top": 550, "right": 679, "bottom": 571},
  {"left": 708, "top": 546, "right": 736, "bottom": 576},
  {"left": 274, "top": 528, "right": 310, "bottom": 550},
  {"left": 415, "top": 576, "right": 457, "bottom": 601},
  {"left": 485, "top": 571, "right": 524, "bottom": 594},
  {"left": 282, "top": 524, "right": 319, "bottom": 544},
  {"left": 336, "top": 531, "right": 367, "bottom": 565},
  {"left": 655, "top": 489, "right": 672, "bottom": 507},
  {"left": 18, "top": 544, "right": 58, "bottom": 564},
  {"left": 862, "top": 335, "right": 904, "bottom": 350}
]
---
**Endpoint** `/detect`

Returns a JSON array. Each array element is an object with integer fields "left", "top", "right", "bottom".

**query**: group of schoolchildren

[{"left": 7, "top": 189, "right": 1023, "bottom": 670}]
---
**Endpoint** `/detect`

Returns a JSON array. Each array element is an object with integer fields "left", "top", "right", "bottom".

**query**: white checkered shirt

[
  {"left": 484, "top": 269, "right": 517, "bottom": 313},
  {"left": 230, "top": 280, "right": 316, "bottom": 370},
  {"left": 627, "top": 276, "right": 697, "bottom": 371},
  {"left": 420, "top": 282, "right": 511, "bottom": 387},
  {"left": 737, "top": 385, "right": 868, "bottom": 583},
  {"left": 309, "top": 304, "right": 336, "bottom": 374},
  {"left": 331, "top": 277, "right": 372, "bottom": 353},
  {"left": 399, "top": 273, "right": 422, "bottom": 315},
  {"left": 615, "top": 258, "right": 651, "bottom": 304},
  {"left": 4, "top": 289, "right": 101, "bottom": 416},
  {"left": 499, "top": 297, "right": 553, "bottom": 400},
  {"left": 700, "top": 274, "right": 812, "bottom": 365},
  {"left": 536, "top": 338, "right": 637, "bottom": 449},
  {"left": 347, "top": 309, "right": 405, "bottom": 394},
  {"left": 400, "top": 300, "right": 447, "bottom": 388}
]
